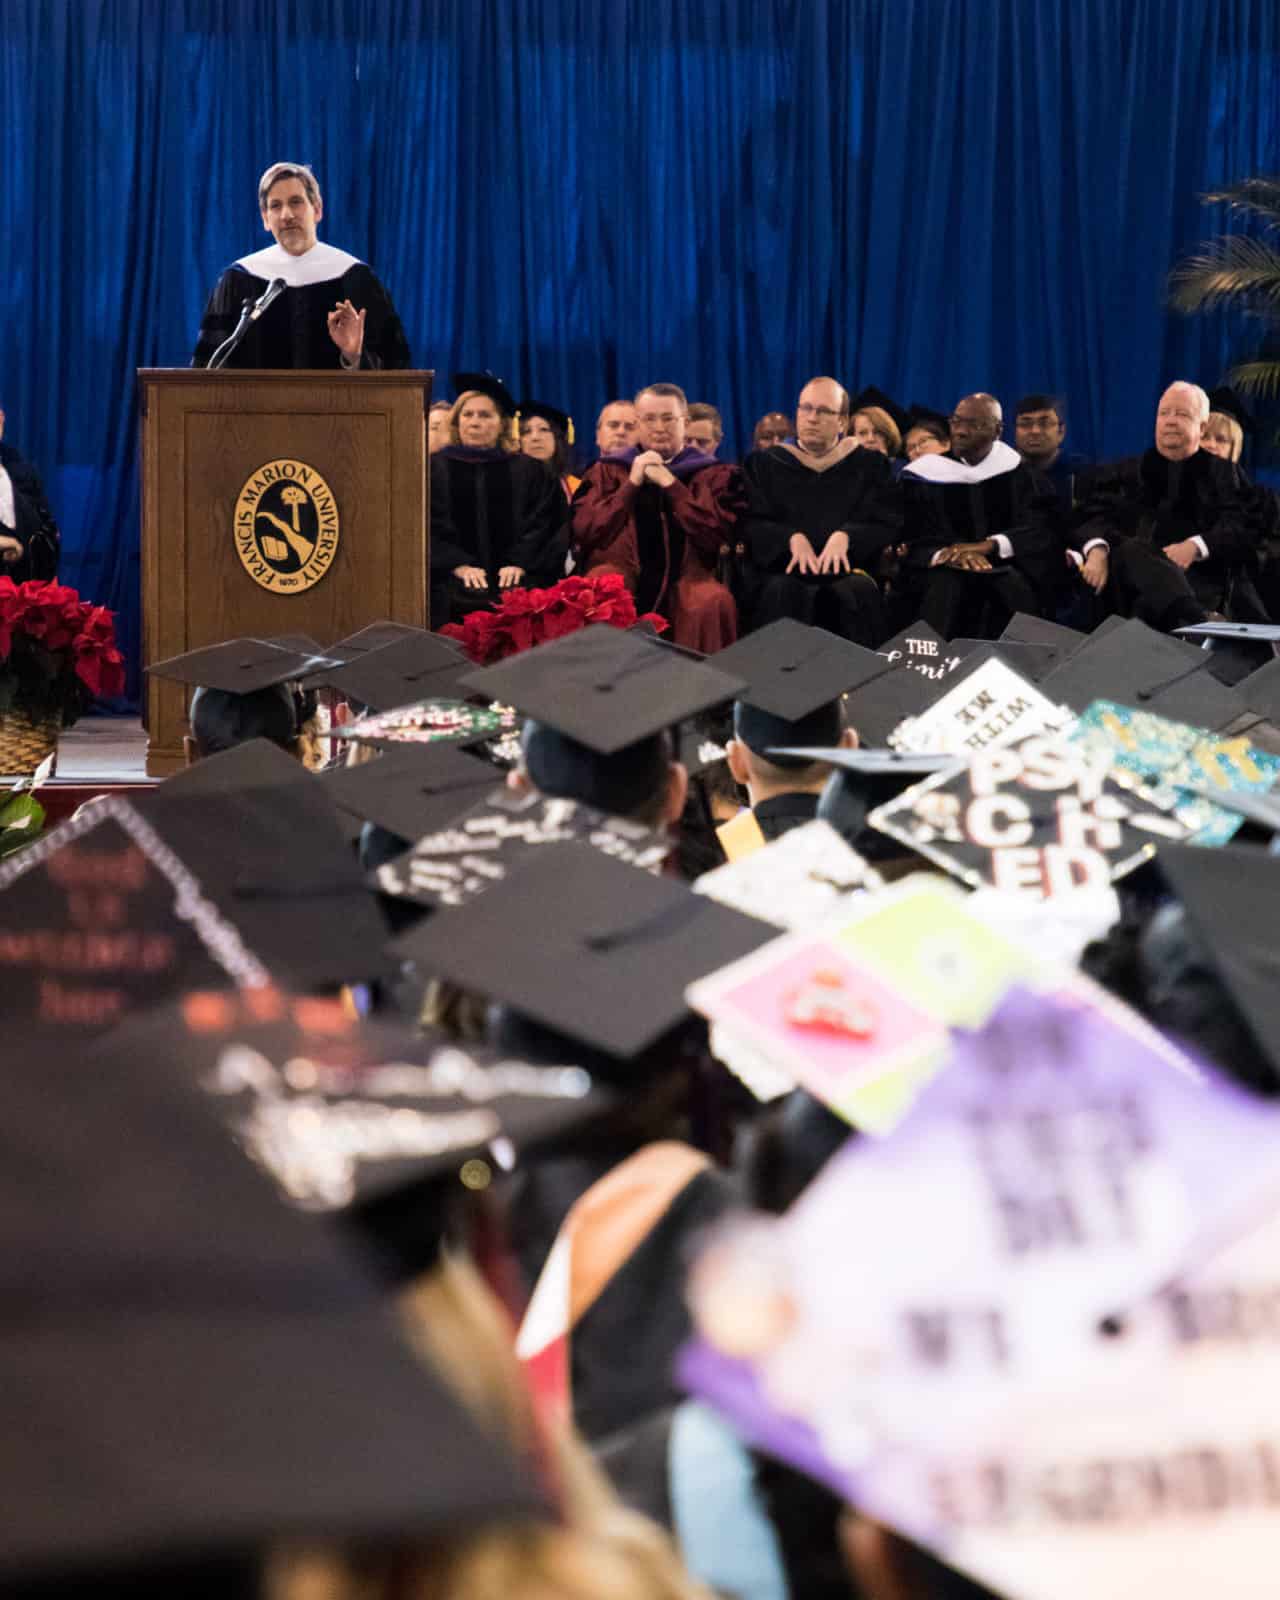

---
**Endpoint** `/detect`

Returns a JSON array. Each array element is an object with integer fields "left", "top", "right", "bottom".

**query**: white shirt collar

[
  {"left": 0, "top": 465, "right": 14, "bottom": 531},
  {"left": 233, "top": 239, "right": 363, "bottom": 288},
  {"left": 901, "top": 438, "right": 1022, "bottom": 485}
]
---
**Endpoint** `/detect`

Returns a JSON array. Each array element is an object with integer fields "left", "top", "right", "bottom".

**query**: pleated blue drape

[{"left": 3, "top": 0, "right": 1279, "bottom": 699}]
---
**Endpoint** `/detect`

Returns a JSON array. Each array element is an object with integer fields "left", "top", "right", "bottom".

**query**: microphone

[{"left": 248, "top": 277, "right": 287, "bottom": 321}]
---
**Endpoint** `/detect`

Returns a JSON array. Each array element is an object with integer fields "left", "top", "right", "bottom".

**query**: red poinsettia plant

[
  {"left": 441, "top": 572, "right": 667, "bottom": 665},
  {"left": 0, "top": 578, "right": 127, "bottom": 725}
]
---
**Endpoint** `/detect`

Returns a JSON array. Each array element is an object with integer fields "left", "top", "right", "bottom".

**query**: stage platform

[{"left": 6, "top": 715, "right": 156, "bottom": 827}]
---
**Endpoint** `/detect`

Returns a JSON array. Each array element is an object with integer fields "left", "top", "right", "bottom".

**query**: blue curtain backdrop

[{"left": 2, "top": 0, "right": 1279, "bottom": 699}]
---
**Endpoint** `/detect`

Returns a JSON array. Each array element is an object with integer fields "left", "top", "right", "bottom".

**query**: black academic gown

[
  {"left": 429, "top": 449, "right": 568, "bottom": 626},
  {"left": 739, "top": 445, "right": 901, "bottom": 643},
  {"left": 0, "top": 440, "right": 60, "bottom": 581},
  {"left": 192, "top": 261, "right": 410, "bottom": 370},
  {"left": 753, "top": 791, "right": 821, "bottom": 843},
  {"left": 1074, "top": 449, "right": 1260, "bottom": 625},
  {"left": 899, "top": 454, "right": 1058, "bottom": 637}
]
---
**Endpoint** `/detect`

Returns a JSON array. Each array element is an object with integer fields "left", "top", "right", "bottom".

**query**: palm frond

[
  {"left": 1169, "top": 236, "right": 1280, "bottom": 312},
  {"left": 1226, "top": 360, "right": 1280, "bottom": 399},
  {"left": 1201, "top": 176, "right": 1280, "bottom": 229}
]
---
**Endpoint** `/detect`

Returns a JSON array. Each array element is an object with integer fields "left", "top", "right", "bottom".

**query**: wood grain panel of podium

[{"left": 138, "top": 368, "right": 432, "bottom": 775}]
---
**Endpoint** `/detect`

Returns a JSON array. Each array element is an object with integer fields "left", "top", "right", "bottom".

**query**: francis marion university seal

[{"left": 234, "top": 459, "right": 340, "bottom": 593}]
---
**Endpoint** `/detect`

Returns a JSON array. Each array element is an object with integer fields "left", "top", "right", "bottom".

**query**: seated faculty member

[
  {"left": 595, "top": 399, "right": 640, "bottom": 458},
  {"left": 574, "top": 383, "right": 741, "bottom": 652},
  {"left": 1071, "top": 381, "right": 1260, "bottom": 631},
  {"left": 740, "top": 376, "right": 898, "bottom": 646},
  {"left": 429, "top": 374, "right": 567, "bottom": 628},
  {"left": 192, "top": 161, "right": 411, "bottom": 370},
  {"left": 898, "top": 392, "right": 1057, "bottom": 638},
  {"left": 686, "top": 403, "right": 725, "bottom": 458}
]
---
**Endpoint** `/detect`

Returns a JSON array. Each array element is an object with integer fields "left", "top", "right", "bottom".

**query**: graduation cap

[
  {"left": 950, "top": 637, "right": 1062, "bottom": 683},
  {"left": 139, "top": 778, "right": 393, "bottom": 988},
  {"left": 999, "top": 610, "right": 1088, "bottom": 666},
  {"left": 1176, "top": 620, "right": 1280, "bottom": 643},
  {"left": 316, "top": 631, "right": 479, "bottom": 712},
  {"left": 1157, "top": 842, "right": 1280, "bottom": 1081},
  {"left": 842, "top": 663, "right": 955, "bottom": 748},
  {"left": 1238, "top": 656, "right": 1280, "bottom": 724},
  {"left": 0, "top": 1008, "right": 539, "bottom": 1585},
  {"left": 318, "top": 743, "right": 499, "bottom": 842},
  {"left": 103, "top": 995, "right": 614, "bottom": 1278},
  {"left": 146, "top": 637, "right": 338, "bottom": 693},
  {"left": 451, "top": 371, "right": 517, "bottom": 417},
  {"left": 771, "top": 748, "right": 955, "bottom": 775},
  {"left": 263, "top": 631, "right": 328, "bottom": 657},
  {"left": 848, "top": 385, "right": 909, "bottom": 436},
  {"left": 518, "top": 398, "right": 574, "bottom": 444},
  {"left": 711, "top": 620, "right": 886, "bottom": 764},
  {"left": 1206, "top": 384, "right": 1255, "bottom": 433},
  {"left": 1040, "top": 618, "right": 1246, "bottom": 730},
  {"left": 458, "top": 626, "right": 745, "bottom": 813},
  {"left": 155, "top": 735, "right": 316, "bottom": 799},
  {"left": 903, "top": 401, "right": 951, "bottom": 439},
  {"left": 392, "top": 841, "right": 775, "bottom": 1062}
]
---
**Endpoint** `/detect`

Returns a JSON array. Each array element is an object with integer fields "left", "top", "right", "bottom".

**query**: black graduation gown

[
  {"left": 0, "top": 441, "right": 60, "bottom": 581},
  {"left": 191, "top": 263, "right": 411, "bottom": 370},
  {"left": 429, "top": 449, "right": 568, "bottom": 585},
  {"left": 901, "top": 456, "right": 1059, "bottom": 605},
  {"left": 753, "top": 791, "right": 821, "bottom": 842},
  {"left": 740, "top": 445, "right": 902, "bottom": 573},
  {"left": 1074, "top": 449, "right": 1257, "bottom": 614}
]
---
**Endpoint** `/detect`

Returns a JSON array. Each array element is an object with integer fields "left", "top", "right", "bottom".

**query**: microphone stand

[{"left": 206, "top": 299, "right": 255, "bottom": 370}]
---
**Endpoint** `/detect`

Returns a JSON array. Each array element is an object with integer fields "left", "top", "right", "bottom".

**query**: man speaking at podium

[{"left": 192, "top": 162, "right": 411, "bottom": 370}]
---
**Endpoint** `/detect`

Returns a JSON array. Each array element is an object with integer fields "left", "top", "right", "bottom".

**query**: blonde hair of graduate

[
  {"left": 1204, "top": 410, "right": 1244, "bottom": 463},
  {"left": 266, "top": 1252, "right": 710, "bottom": 1600}
]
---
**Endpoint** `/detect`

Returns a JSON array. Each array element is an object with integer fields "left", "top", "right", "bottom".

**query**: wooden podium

[{"left": 138, "top": 368, "right": 432, "bottom": 775}]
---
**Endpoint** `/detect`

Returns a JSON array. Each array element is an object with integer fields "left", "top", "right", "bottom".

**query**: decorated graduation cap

[
  {"left": 0, "top": 1005, "right": 540, "bottom": 1586},
  {"left": 451, "top": 370, "right": 517, "bottom": 416},
  {"left": 459, "top": 625, "right": 745, "bottom": 815},
  {"left": 679, "top": 985, "right": 1280, "bottom": 1600},
  {"left": 1040, "top": 618, "right": 1246, "bottom": 730},
  {"left": 1206, "top": 384, "right": 1256, "bottom": 433},
  {"left": 315, "top": 631, "right": 478, "bottom": 712},
  {"left": 711, "top": 621, "right": 886, "bottom": 767},
  {"left": 393, "top": 841, "right": 774, "bottom": 1064},
  {"left": 104, "top": 992, "right": 613, "bottom": 1277},
  {"left": 849, "top": 384, "right": 910, "bottom": 436},
  {"left": 318, "top": 742, "right": 499, "bottom": 841},
  {"left": 519, "top": 397, "right": 575, "bottom": 445},
  {"left": 146, "top": 636, "right": 337, "bottom": 693}
]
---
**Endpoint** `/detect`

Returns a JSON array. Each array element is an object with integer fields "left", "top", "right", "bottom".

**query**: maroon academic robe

[{"left": 572, "top": 447, "right": 741, "bottom": 652}]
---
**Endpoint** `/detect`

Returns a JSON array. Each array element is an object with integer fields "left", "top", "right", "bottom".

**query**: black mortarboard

[
  {"left": 100, "top": 997, "right": 613, "bottom": 1273},
  {"left": 317, "top": 632, "right": 479, "bottom": 712},
  {"left": 849, "top": 385, "right": 909, "bottom": 435},
  {"left": 140, "top": 780, "right": 392, "bottom": 987},
  {"left": 330, "top": 620, "right": 447, "bottom": 656},
  {"left": 0, "top": 1012, "right": 538, "bottom": 1585},
  {"left": 518, "top": 398, "right": 573, "bottom": 439},
  {"left": 451, "top": 371, "right": 517, "bottom": 417},
  {"left": 877, "top": 620, "right": 965, "bottom": 670},
  {"left": 392, "top": 842, "right": 774, "bottom": 1060},
  {"left": 904, "top": 401, "right": 951, "bottom": 438},
  {"left": 460, "top": 625, "right": 746, "bottom": 755},
  {"left": 950, "top": 638, "right": 1061, "bottom": 683},
  {"left": 1156, "top": 843, "right": 1280, "bottom": 1079},
  {"left": 773, "top": 748, "right": 956, "bottom": 775},
  {"left": 1206, "top": 385, "right": 1255, "bottom": 433},
  {"left": 1238, "top": 658, "right": 1280, "bottom": 724},
  {"left": 264, "top": 631, "right": 328, "bottom": 657},
  {"left": 714, "top": 620, "right": 886, "bottom": 720},
  {"left": 1176, "top": 620, "right": 1280, "bottom": 643},
  {"left": 999, "top": 611, "right": 1088, "bottom": 662},
  {"left": 1040, "top": 618, "right": 1246, "bottom": 729},
  {"left": 155, "top": 735, "right": 314, "bottom": 799},
  {"left": 146, "top": 637, "right": 338, "bottom": 693},
  {"left": 318, "top": 743, "right": 499, "bottom": 841}
]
